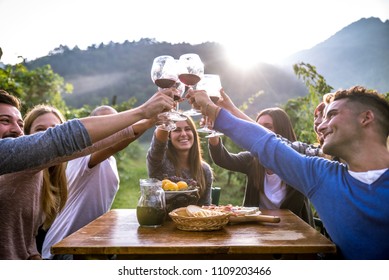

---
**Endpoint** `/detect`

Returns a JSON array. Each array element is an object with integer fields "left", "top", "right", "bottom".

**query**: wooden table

[{"left": 51, "top": 209, "right": 336, "bottom": 260}]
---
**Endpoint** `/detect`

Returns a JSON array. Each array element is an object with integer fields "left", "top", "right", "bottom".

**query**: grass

[{"left": 111, "top": 141, "right": 244, "bottom": 209}]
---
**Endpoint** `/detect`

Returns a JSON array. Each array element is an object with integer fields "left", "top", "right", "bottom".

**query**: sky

[{"left": 1, "top": 0, "right": 388, "bottom": 67}]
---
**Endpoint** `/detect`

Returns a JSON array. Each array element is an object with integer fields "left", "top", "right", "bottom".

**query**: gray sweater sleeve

[{"left": 0, "top": 119, "right": 91, "bottom": 175}]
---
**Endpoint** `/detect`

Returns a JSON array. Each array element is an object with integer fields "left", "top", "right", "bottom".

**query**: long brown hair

[
  {"left": 166, "top": 116, "right": 209, "bottom": 197},
  {"left": 252, "top": 107, "right": 296, "bottom": 189},
  {"left": 24, "top": 105, "right": 68, "bottom": 230}
]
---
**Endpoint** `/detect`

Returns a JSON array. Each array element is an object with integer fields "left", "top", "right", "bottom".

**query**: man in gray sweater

[{"left": 0, "top": 88, "right": 177, "bottom": 259}]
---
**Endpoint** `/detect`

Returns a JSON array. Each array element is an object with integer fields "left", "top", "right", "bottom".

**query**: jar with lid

[{"left": 136, "top": 178, "right": 166, "bottom": 227}]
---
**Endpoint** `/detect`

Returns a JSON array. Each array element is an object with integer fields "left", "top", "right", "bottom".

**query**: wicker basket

[{"left": 169, "top": 207, "right": 230, "bottom": 231}]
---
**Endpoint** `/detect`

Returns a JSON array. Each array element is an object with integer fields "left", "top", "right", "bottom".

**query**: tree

[
  {"left": 0, "top": 63, "right": 73, "bottom": 114},
  {"left": 283, "top": 62, "right": 333, "bottom": 144}
]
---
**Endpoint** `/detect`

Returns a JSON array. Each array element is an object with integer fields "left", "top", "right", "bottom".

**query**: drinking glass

[
  {"left": 151, "top": 55, "right": 177, "bottom": 89},
  {"left": 151, "top": 55, "right": 187, "bottom": 128},
  {"left": 195, "top": 74, "right": 224, "bottom": 137},
  {"left": 177, "top": 53, "right": 204, "bottom": 117}
]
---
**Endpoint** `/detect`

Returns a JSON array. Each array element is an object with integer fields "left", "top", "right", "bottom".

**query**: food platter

[
  {"left": 202, "top": 204, "right": 281, "bottom": 224},
  {"left": 202, "top": 205, "right": 260, "bottom": 216},
  {"left": 169, "top": 205, "right": 280, "bottom": 231}
]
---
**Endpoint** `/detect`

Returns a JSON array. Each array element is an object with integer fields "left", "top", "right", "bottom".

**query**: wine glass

[
  {"left": 151, "top": 56, "right": 187, "bottom": 126},
  {"left": 177, "top": 53, "right": 204, "bottom": 117},
  {"left": 195, "top": 74, "right": 224, "bottom": 137},
  {"left": 151, "top": 55, "right": 177, "bottom": 89}
]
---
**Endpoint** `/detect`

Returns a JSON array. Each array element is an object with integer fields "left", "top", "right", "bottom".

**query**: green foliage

[
  {"left": 0, "top": 63, "right": 73, "bottom": 115},
  {"left": 283, "top": 62, "right": 333, "bottom": 144},
  {"left": 113, "top": 142, "right": 153, "bottom": 209},
  {"left": 64, "top": 96, "right": 138, "bottom": 120}
]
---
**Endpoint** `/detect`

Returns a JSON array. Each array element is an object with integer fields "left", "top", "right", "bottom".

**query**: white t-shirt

[
  {"left": 259, "top": 172, "right": 287, "bottom": 209},
  {"left": 348, "top": 168, "right": 388, "bottom": 184},
  {"left": 42, "top": 155, "right": 119, "bottom": 259}
]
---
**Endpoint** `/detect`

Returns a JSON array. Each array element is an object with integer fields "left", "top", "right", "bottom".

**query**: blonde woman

[{"left": 23, "top": 105, "right": 68, "bottom": 253}]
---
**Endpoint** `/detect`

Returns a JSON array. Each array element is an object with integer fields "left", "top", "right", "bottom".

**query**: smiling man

[
  {"left": 186, "top": 85, "right": 389, "bottom": 260},
  {"left": 0, "top": 88, "right": 175, "bottom": 259}
]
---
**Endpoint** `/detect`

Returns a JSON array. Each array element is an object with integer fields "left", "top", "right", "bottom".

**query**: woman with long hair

[
  {"left": 147, "top": 117, "right": 213, "bottom": 205},
  {"left": 209, "top": 107, "right": 314, "bottom": 226},
  {"left": 24, "top": 105, "right": 68, "bottom": 232},
  {"left": 23, "top": 105, "right": 68, "bottom": 253}
]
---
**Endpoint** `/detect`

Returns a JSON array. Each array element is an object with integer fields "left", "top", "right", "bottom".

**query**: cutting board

[{"left": 228, "top": 212, "right": 280, "bottom": 223}]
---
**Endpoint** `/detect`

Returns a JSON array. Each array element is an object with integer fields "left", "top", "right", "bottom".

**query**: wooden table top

[{"left": 51, "top": 209, "right": 336, "bottom": 259}]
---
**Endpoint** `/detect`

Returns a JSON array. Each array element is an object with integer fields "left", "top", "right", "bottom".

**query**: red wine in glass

[
  {"left": 155, "top": 78, "right": 176, "bottom": 89},
  {"left": 210, "top": 96, "right": 219, "bottom": 103},
  {"left": 178, "top": 53, "right": 204, "bottom": 117},
  {"left": 196, "top": 74, "right": 224, "bottom": 137},
  {"left": 178, "top": 74, "right": 201, "bottom": 86},
  {"left": 151, "top": 56, "right": 186, "bottom": 126}
]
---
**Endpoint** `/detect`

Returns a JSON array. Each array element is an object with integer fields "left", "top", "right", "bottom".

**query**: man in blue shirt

[{"left": 187, "top": 85, "right": 389, "bottom": 260}]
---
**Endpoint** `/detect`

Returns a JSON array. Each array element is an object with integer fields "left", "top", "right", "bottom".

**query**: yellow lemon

[
  {"left": 177, "top": 181, "right": 188, "bottom": 190},
  {"left": 164, "top": 181, "right": 178, "bottom": 191},
  {"left": 162, "top": 179, "right": 171, "bottom": 190}
]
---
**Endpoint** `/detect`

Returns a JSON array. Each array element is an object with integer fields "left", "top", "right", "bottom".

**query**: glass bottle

[{"left": 136, "top": 178, "right": 166, "bottom": 227}]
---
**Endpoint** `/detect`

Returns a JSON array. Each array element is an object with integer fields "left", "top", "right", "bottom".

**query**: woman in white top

[
  {"left": 209, "top": 106, "right": 314, "bottom": 226},
  {"left": 42, "top": 106, "right": 154, "bottom": 259}
]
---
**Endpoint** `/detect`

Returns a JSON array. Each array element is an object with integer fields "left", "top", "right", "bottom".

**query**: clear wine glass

[
  {"left": 151, "top": 56, "right": 187, "bottom": 127},
  {"left": 151, "top": 55, "right": 177, "bottom": 88},
  {"left": 195, "top": 74, "right": 224, "bottom": 137},
  {"left": 177, "top": 53, "right": 204, "bottom": 117}
]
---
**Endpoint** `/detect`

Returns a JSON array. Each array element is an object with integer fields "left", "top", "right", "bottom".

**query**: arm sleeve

[
  {"left": 208, "top": 138, "right": 253, "bottom": 173},
  {"left": 146, "top": 132, "right": 167, "bottom": 178},
  {"left": 276, "top": 135, "right": 323, "bottom": 157},
  {"left": 213, "top": 109, "right": 332, "bottom": 197},
  {"left": 0, "top": 119, "right": 91, "bottom": 175}
]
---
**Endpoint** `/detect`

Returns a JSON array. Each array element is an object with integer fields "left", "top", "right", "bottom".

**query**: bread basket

[{"left": 169, "top": 207, "right": 230, "bottom": 231}]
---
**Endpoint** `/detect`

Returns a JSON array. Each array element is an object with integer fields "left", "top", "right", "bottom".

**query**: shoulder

[{"left": 201, "top": 161, "right": 213, "bottom": 177}]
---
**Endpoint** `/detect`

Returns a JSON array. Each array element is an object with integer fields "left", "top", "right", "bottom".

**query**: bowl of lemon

[{"left": 161, "top": 176, "right": 200, "bottom": 213}]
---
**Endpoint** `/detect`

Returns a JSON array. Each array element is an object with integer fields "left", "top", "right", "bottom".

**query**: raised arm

[
  {"left": 1, "top": 89, "right": 176, "bottom": 175},
  {"left": 80, "top": 89, "right": 175, "bottom": 143},
  {"left": 216, "top": 89, "right": 254, "bottom": 123},
  {"left": 88, "top": 118, "right": 155, "bottom": 168}
]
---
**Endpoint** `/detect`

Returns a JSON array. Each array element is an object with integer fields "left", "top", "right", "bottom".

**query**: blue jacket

[{"left": 214, "top": 109, "right": 389, "bottom": 260}]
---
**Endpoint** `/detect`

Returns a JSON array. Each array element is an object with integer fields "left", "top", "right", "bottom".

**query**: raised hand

[
  {"left": 140, "top": 88, "right": 178, "bottom": 119},
  {"left": 185, "top": 89, "right": 212, "bottom": 114}
]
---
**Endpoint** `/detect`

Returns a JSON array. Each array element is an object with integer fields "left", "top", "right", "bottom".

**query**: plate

[{"left": 164, "top": 189, "right": 198, "bottom": 194}]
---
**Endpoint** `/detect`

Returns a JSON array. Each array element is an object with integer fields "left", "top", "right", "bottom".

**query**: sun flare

[{"left": 223, "top": 42, "right": 279, "bottom": 69}]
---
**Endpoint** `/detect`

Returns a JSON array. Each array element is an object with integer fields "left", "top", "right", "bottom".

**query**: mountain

[
  {"left": 26, "top": 17, "right": 389, "bottom": 118},
  {"left": 283, "top": 17, "right": 389, "bottom": 93},
  {"left": 27, "top": 40, "right": 307, "bottom": 117}
]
